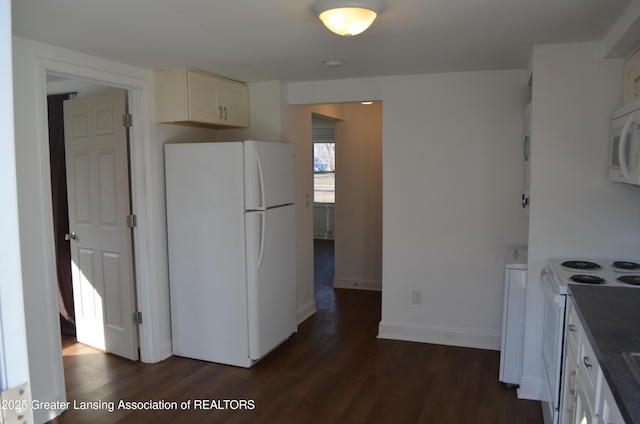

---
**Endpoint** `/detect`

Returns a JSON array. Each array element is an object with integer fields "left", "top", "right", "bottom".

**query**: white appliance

[
  {"left": 540, "top": 258, "right": 640, "bottom": 424},
  {"left": 609, "top": 98, "right": 640, "bottom": 185},
  {"left": 165, "top": 140, "right": 297, "bottom": 368},
  {"left": 499, "top": 247, "right": 528, "bottom": 387}
]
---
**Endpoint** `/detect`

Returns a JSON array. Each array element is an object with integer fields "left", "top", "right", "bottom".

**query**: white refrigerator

[{"left": 165, "top": 140, "right": 297, "bottom": 367}]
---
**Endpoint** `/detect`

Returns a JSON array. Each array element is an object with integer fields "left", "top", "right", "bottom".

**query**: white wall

[
  {"left": 378, "top": 72, "right": 529, "bottom": 348},
  {"left": 0, "top": 0, "right": 32, "bottom": 409},
  {"left": 334, "top": 102, "right": 383, "bottom": 290},
  {"left": 519, "top": 42, "right": 640, "bottom": 399},
  {"left": 289, "top": 69, "right": 530, "bottom": 349}
]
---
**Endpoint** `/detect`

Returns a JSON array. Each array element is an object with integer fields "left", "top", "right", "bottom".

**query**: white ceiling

[{"left": 11, "top": 0, "right": 632, "bottom": 83}]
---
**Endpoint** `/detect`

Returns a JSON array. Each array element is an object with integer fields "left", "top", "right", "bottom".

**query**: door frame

[{"left": 34, "top": 57, "right": 155, "bottom": 369}]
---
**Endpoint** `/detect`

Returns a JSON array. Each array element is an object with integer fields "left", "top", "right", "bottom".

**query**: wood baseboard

[
  {"left": 333, "top": 278, "right": 381, "bottom": 291},
  {"left": 377, "top": 320, "right": 501, "bottom": 351},
  {"left": 297, "top": 300, "right": 317, "bottom": 324}
]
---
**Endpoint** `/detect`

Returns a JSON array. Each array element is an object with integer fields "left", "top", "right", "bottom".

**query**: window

[{"left": 313, "top": 142, "right": 335, "bottom": 203}]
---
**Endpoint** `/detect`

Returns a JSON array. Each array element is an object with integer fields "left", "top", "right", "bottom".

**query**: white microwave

[{"left": 610, "top": 100, "right": 640, "bottom": 185}]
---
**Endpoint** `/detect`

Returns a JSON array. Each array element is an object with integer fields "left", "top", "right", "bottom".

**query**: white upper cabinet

[
  {"left": 624, "top": 50, "right": 640, "bottom": 105},
  {"left": 155, "top": 68, "right": 249, "bottom": 128}
]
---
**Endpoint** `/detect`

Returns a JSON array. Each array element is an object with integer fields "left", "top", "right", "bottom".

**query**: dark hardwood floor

[{"left": 49, "top": 239, "right": 542, "bottom": 423}]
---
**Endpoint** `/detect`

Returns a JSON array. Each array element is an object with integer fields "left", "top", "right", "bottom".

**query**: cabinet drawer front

[
  {"left": 575, "top": 375, "right": 597, "bottom": 423},
  {"left": 577, "top": 336, "right": 600, "bottom": 409},
  {"left": 565, "top": 339, "right": 577, "bottom": 364},
  {"left": 599, "top": 379, "right": 625, "bottom": 424},
  {"left": 566, "top": 303, "right": 581, "bottom": 358}
]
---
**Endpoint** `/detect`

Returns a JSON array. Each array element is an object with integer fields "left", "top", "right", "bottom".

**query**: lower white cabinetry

[{"left": 560, "top": 300, "right": 625, "bottom": 424}]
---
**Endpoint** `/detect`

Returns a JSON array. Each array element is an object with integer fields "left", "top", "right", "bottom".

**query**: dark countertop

[{"left": 568, "top": 285, "right": 640, "bottom": 424}]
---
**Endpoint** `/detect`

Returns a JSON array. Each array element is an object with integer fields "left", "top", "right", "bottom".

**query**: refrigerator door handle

[
  {"left": 256, "top": 150, "right": 266, "bottom": 210},
  {"left": 257, "top": 211, "right": 266, "bottom": 269},
  {"left": 619, "top": 114, "right": 634, "bottom": 180}
]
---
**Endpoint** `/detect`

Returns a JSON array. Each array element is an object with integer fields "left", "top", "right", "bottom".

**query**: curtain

[{"left": 47, "top": 93, "right": 76, "bottom": 336}]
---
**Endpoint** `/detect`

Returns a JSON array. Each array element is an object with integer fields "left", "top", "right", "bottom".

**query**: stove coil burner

[
  {"left": 612, "top": 261, "right": 640, "bottom": 271},
  {"left": 562, "top": 261, "right": 601, "bottom": 270},
  {"left": 617, "top": 275, "right": 640, "bottom": 286},
  {"left": 569, "top": 275, "right": 606, "bottom": 285}
]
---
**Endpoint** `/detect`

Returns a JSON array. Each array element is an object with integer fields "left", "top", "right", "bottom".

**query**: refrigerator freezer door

[
  {"left": 244, "top": 140, "right": 295, "bottom": 210},
  {"left": 246, "top": 205, "right": 297, "bottom": 360}
]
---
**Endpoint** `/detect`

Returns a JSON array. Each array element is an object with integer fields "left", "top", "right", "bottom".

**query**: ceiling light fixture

[{"left": 312, "top": 0, "right": 384, "bottom": 37}]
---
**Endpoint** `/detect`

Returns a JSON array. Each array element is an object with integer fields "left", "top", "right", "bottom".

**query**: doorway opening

[
  {"left": 28, "top": 56, "right": 155, "bottom": 422},
  {"left": 312, "top": 115, "right": 337, "bottom": 309},
  {"left": 307, "top": 101, "right": 383, "bottom": 308},
  {"left": 312, "top": 119, "right": 337, "bottom": 240},
  {"left": 47, "top": 89, "right": 77, "bottom": 339}
]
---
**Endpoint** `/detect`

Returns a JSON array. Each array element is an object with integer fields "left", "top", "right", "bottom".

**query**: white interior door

[{"left": 63, "top": 89, "right": 138, "bottom": 360}]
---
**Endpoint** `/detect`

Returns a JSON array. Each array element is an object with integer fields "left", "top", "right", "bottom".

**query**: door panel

[
  {"left": 97, "top": 150, "right": 118, "bottom": 226},
  {"left": 63, "top": 89, "right": 138, "bottom": 360},
  {"left": 72, "top": 152, "right": 91, "bottom": 224},
  {"left": 76, "top": 247, "right": 98, "bottom": 319}
]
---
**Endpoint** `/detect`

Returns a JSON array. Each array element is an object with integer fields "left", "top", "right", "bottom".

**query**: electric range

[
  {"left": 540, "top": 257, "right": 640, "bottom": 424},
  {"left": 547, "top": 258, "right": 640, "bottom": 295}
]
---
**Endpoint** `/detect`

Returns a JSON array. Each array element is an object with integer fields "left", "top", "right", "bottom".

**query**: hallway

[{"left": 314, "top": 238, "right": 336, "bottom": 311}]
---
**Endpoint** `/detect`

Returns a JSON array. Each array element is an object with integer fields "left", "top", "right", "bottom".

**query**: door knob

[{"left": 64, "top": 232, "right": 77, "bottom": 241}]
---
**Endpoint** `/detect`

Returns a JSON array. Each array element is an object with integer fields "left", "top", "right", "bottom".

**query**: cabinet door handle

[
  {"left": 219, "top": 106, "right": 223, "bottom": 119},
  {"left": 568, "top": 324, "right": 577, "bottom": 333},
  {"left": 224, "top": 106, "right": 227, "bottom": 120},
  {"left": 583, "top": 356, "right": 593, "bottom": 369}
]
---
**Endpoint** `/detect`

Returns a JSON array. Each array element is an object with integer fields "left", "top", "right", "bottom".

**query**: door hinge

[
  {"left": 0, "top": 382, "right": 33, "bottom": 424},
  {"left": 122, "top": 113, "right": 133, "bottom": 127},
  {"left": 132, "top": 311, "right": 143, "bottom": 325},
  {"left": 126, "top": 214, "right": 137, "bottom": 228}
]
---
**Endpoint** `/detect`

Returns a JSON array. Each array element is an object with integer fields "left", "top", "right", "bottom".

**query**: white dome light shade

[
  {"left": 312, "top": 0, "right": 384, "bottom": 37},
  {"left": 319, "top": 7, "right": 377, "bottom": 36}
]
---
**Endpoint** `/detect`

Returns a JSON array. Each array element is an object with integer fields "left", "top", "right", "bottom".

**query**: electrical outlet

[{"left": 411, "top": 290, "right": 422, "bottom": 305}]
